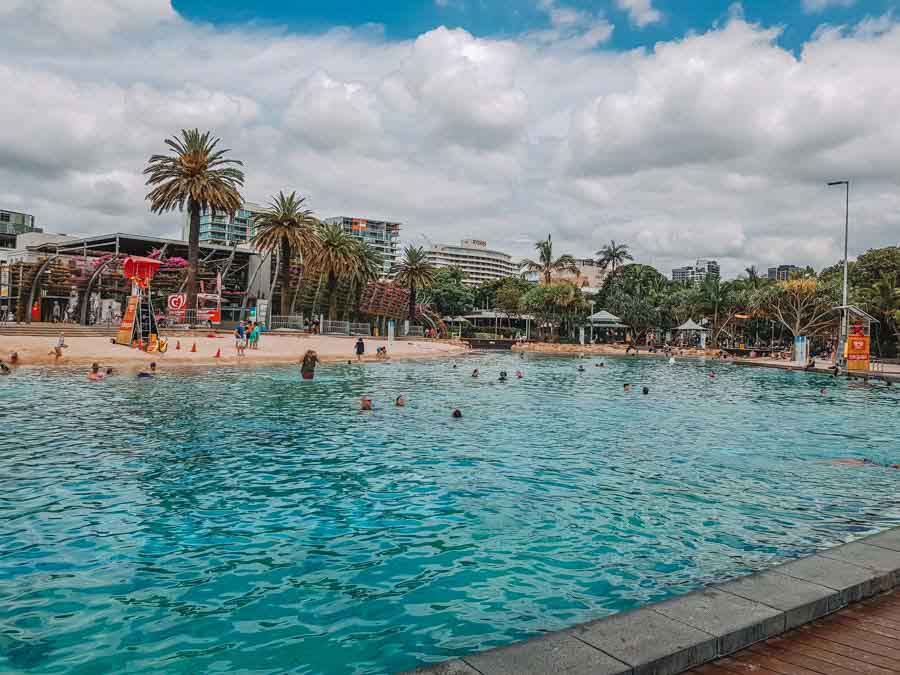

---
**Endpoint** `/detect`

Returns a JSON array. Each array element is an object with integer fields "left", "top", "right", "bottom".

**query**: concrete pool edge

[{"left": 400, "top": 526, "right": 900, "bottom": 675}]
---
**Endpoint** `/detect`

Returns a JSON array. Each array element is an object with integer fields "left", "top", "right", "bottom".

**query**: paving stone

[
  {"left": 652, "top": 588, "right": 785, "bottom": 656},
  {"left": 573, "top": 607, "right": 716, "bottom": 675},
  {"left": 718, "top": 570, "right": 842, "bottom": 630},
  {"left": 819, "top": 542, "right": 900, "bottom": 585},
  {"left": 463, "top": 632, "right": 631, "bottom": 675},
  {"left": 863, "top": 527, "right": 900, "bottom": 552},
  {"left": 402, "top": 659, "right": 482, "bottom": 675},
  {"left": 775, "top": 553, "right": 893, "bottom": 603}
]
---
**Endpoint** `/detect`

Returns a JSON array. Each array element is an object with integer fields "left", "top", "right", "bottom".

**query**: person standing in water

[
  {"left": 301, "top": 350, "right": 320, "bottom": 380},
  {"left": 355, "top": 337, "right": 365, "bottom": 362}
]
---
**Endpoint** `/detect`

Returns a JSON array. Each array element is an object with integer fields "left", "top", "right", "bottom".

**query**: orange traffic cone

[
  {"left": 214, "top": 348, "right": 221, "bottom": 358},
  {"left": 175, "top": 340, "right": 181, "bottom": 350},
  {"left": 190, "top": 342, "right": 197, "bottom": 353}
]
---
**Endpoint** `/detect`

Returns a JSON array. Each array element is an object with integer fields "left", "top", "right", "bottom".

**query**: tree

[
  {"left": 423, "top": 267, "right": 474, "bottom": 318},
  {"left": 596, "top": 240, "right": 633, "bottom": 275},
  {"left": 251, "top": 191, "right": 320, "bottom": 316},
  {"left": 307, "top": 221, "right": 360, "bottom": 318},
  {"left": 495, "top": 279, "right": 526, "bottom": 326},
  {"left": 520, "top": 234, "right": 578, "bottom": 285},
  {"left": 522, "top": 281, "right": 588, "bottom": 339},
  {"left": 144, "top": 129, "right": 244, "bottom": 313},
  {"left": 601, "top": 264, "right": 668, "bottom": 341},
  {"left": 393, "top": 245, "right": 437, "bottom": 322},
  {"left": 751, "top": 278, "right": 839, "bottom": 338},
  {"left": 856, "top": 272, "right": 900, "bottom": 351}
]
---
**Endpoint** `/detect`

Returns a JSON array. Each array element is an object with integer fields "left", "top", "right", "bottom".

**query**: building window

[{"left": 0, "top": 213, "right": 9, "bottom": 223}]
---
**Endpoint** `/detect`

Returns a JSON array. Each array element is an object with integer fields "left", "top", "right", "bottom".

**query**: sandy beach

[{"left": 0, "top": 333, "right": 465, "bottom": 370}]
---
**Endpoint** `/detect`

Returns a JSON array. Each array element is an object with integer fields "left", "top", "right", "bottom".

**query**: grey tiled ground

[
  {"left": 820, "top": 542, "right": 900, "bottom": 583},
  {"left": 863, "top": 528, "right": 900, "bottom": 552},
  {"left": 718, "top": 570, "right": 842, "bottom": 629},
  {"left": 573, "top": 606, "right": 716, "bottom": 675},
  {"left": 652, "top": 588, "right": 785, "bottom": 655},
  {"left": 463, "top": 632, "right": 630, "bottom": 675},
  {"left": 776, "top": 553, "right": 894, "bottom": 602}
]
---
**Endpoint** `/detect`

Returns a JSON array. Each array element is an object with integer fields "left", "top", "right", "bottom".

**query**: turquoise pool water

[{"left": 2, "top": 354, "right": 899, "bottom": 674}]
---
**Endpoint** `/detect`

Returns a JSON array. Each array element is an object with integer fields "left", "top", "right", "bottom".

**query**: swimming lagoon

[{"left": 2, "top": 354, "right": 899, "bottom": 673}]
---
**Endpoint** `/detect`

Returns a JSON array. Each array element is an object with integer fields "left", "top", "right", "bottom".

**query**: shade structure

[
  {"left": 675, "top": 318, "right": 708, "bottom": 332},
  {"left": 588, "top": 310, "right": 626, "bottom": 328}
]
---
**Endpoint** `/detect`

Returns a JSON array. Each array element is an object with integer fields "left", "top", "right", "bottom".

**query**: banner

[
  {"left": 116, "top": 296, "right": 139, "bottom": 345},
  {"left": 167, "top": 293, "right": 187, "bottom": 320},
  {"left": 256, "top": 299, "right": 269, "bottom": 326}
]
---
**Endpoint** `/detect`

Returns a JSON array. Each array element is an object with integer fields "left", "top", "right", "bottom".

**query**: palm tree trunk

[
  {"left": 409, "top": 283, "right": 417, "bottom": 323},
  {"left": 280, "top": 237, "right": 292, "bottom": 316},
  {"left": 186, "top": 200, "right": 201, "bottom": 316}
]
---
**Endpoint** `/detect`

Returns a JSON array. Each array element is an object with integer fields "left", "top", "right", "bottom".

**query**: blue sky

[{"left": 174, "top": 0, "right": 894, "bottom": 50}]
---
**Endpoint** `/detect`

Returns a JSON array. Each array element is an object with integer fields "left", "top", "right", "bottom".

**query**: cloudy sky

[{"left": 1, "top": 0, "right": 899, "bottom": 277}]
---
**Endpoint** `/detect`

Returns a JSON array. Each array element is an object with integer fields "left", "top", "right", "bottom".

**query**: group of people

[
  {"left": 359, "top": 394, "right": 462, "bottom": 418},
  {"left": 234, "top": 321, "right": 261, "bottom": 355},
  {"left": 471, "top": 368, "right": 524, "bottom": 380},
  {"left": 86, "top": 362, "right": 156, "bottom": 380}
]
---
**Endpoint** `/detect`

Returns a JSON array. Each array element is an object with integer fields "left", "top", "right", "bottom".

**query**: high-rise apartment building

[
  {"left": 551, "top": 258, "right": 608, "bottom": 291},
  {"left": 0, "top": 209, "right": 38, "bottom": 249},
  {"left": 185, "top": 202, "right": 265, "bottom": 246},
  {"left": 672, "top": 259, "right": 720, "bottom": 285},
  {"left": 767, "top": 264, "right": 801, "bottom": 281},
  {"left": 426, "top": 239, "right": 519, "bottom": 286},
  {"left": 323, "top": 217, "right": 401, "bottom": 277}
]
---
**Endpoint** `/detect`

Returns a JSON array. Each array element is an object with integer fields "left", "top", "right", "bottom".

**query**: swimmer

[
  {"left": 623, "top": 383, "right": 631, "bottom": 392},
  {"left": 452, "top": 409, "right": 462, "bottom": 418},
  {"left": 472, "top": 369, "right": 479, "bottom": 378},
  {"left": 515, "top": 370, "right": 524, "bottom": 379},
  {"left": 668, "top": 357, "right": 675, "bottom": 365},
  {"left": 87, "top": 362, "right": 104, "bottom": 381},
  {"left": 499, "top": 371, "right": 508, "bottom": 382},
  {"left": 395, "top": 395, "right": 406, "bottom": 407},
  {"left": 8, "top": 351, "right": 18, "bottom": 365},
  {"left": 137, "top": 362, "right": 157, "bottom": 378},
  {"left": 0, "top": 360, "right": 10, "bottom": 375},
  {"left": 360, "top": 396, "right": 373, "bottom": 411},
  {"left": 642, "top": 386, "right": 649, "bottom": 395},
  {"left": 577, "top": 365, "right": 585, "bottom": 373},
  {"left": 820, "top": 388, "right": 827, "bottom": 395},
  {"left": 452, "top": 364, "right": 457, "bottom": 369},
  {"left": 709, "top": 372, "right": 715, "bottom": 379},
  {"left": 106, "top": 367, "right": 116, "bottom": 377},
  {"left": 301, "top": 350, "right": 320, "bottom": 380}
]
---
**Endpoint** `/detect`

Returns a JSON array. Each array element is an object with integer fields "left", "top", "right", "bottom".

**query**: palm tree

[
  {"left": 307, "top": 222, "right": 360, "bottom": 319},
  {"left": 144, "top": 129, "right": 244, "bottom": 312},
  {"left": 342, "top": 242, "right": 384, "bottom": 319},
  {"left": 393, "top": 245, "right": 436, "bottom": 322},
  {"left": 251, "top": 191, "right": 320, "bottom": 316},
  {"left": 596, "top": 240, "right": 633, "bottom": 275},
  {"left": 520, "top": 234, "right": 578, "bottom": 285}
]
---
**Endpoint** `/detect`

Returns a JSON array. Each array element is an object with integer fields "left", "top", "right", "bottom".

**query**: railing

[
  {"left": 401, "top": 324, "right": 424, "bottom": 337},
  {"left": 349, "top": 322, "right": 371, "bottom": 336},
  {"left": 321, "top": 319, "right": 350, "bottom": 335},
  {"left": 269, "top": 315, "right": 305, "bottom": 331}
]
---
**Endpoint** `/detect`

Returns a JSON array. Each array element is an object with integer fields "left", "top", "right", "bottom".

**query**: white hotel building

[{"left": 426, "top": 239, "right": 519, "bottom": 286}]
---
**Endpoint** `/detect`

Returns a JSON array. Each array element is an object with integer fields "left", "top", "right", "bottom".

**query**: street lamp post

[{"left": 827, "top": 180, "right": 850, "bottom": 367}]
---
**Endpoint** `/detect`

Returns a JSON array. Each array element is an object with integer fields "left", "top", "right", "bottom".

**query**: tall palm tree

[
  {"left": 345, "top": 242, "right": 384, "bottom": 319},
  {"left": 520, "top": 234, "right": 578, "bottom": 285},
  {"left": 251, "top": 191, "right": 320, "bottom": 316},
  {"left": 596, "top": 240, "right": 633, "bottom": 275},
  {"left": 307, "top": 221, "right": 360, "bottom": 319},
  {"left": 144, "top": 129, "right": 244, "bottom": 312},
  {"left": 393, "top": 245, "right": 436, "bottom": 322}
]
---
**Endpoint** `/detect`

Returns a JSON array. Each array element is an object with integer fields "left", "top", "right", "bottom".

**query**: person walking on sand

[
  {"left": 250, "top": 322, "right": 260, "bottom": 350},
  {"left": 300, "top": 350, "right": 320, "bottom": 380},
  {"left": 355, "top": 337, "right": 365, "bottom": 362}
]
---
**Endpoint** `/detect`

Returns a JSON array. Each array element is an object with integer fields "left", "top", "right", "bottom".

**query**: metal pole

[{"left": 828, "top": 180, "right": 850, "bottom": 367}]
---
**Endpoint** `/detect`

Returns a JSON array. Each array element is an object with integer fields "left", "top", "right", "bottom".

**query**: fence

[
  {"left": 401, "top": 324, "right": 424, "bottom": 337},
  {"left": 268, "top": 314, "right": 305, "bottom": 331}
]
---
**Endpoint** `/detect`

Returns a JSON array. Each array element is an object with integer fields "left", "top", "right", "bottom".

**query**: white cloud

[
  {"left": 803, "top": 0, "right": 856, "bottom": 14},
  {"left": 1, "top": 1, "right": 899, "bottom": 275},
  {"left": 533, "top": 0, "right": 614, "bottom": 49},
  {"left": 616, "top": 0, "right": 662, "bottom": 28}
]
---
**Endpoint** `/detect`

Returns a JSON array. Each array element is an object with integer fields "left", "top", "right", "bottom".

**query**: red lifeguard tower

[{"left": 116, "top": 256, "right": 164, "bottom": 349}]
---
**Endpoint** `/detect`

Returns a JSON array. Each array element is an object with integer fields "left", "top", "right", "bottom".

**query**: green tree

[
  {"left": 393, "top": 245, "right": 437, "bottom": 322},
  {"left": 251, "top": 191, "right": 320, "bottom": 316},
  {"left": 307, "top": 221, "right": 360, "bottom": 318},
  {"left": 522, "top": 281, "right": 588, "bottom": 339},
  {"left": 596, "top": 240, "right": 633, "bottom": 275},
  {"left": 144, "top": 128, "right": 244, "bottom": 311},
  {"left": 423, "top": 267, "right": 474, "bottom": 318},
  {"left": 495, "top": 278, "right": 526, "bottom": 326},
  {"left": 520, "top": 234, "right": 578, "bottom": 285},
  {"left": 751, "top": 277, "right": 839, "bottom": 338}
]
